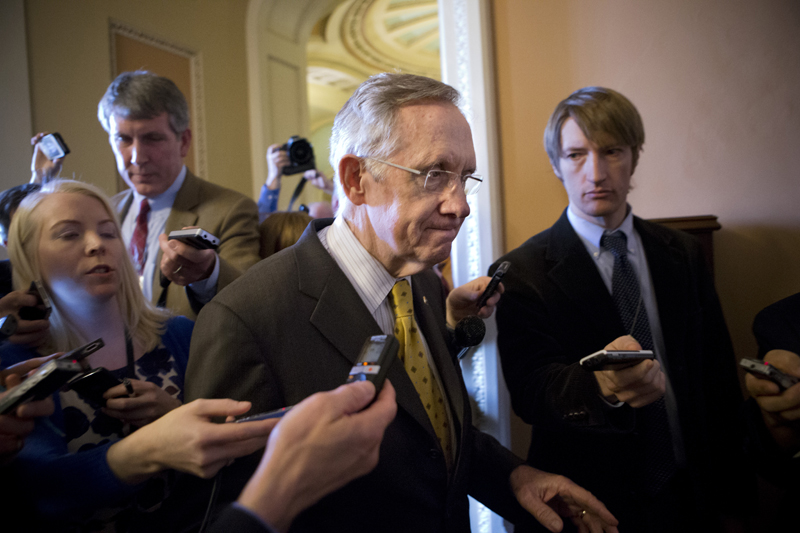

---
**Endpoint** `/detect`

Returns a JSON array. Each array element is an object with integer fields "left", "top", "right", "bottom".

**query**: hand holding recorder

[
  {"left": 0, "top": 286, "right": 51, "bottom": 347},
  {"left": 592, "top": 335, "right": 666, "bottom": 408},
  {"left": 159, "top": 227, "right": 219, "bottom": 286},
  {"left": 30, "top": 132, "right": 68, "bottom": 184},
  {"left": 103, "top": 378, "right": 182, "bottom": 427},
  {"left": 236, "top": 380, "right": 397, "bottom": 532},
  {"left": 0, "top": 358, "right": 57, "bottom": 459},
  {"left": 106, "top": 398, "right": 276, "bottom": 483},
  {"left": 744, "top": 349, "right": 800, "bottom": 453},
  {"left": 446, "top": 273, "right": 505, "bottom": 328}
]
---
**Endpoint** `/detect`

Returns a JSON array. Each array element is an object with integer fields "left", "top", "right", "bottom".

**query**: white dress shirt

[
  {"left": 567, "top": 205, "right": 667, "bottom": 360},
  {"left": 319, "top": 216, "right": 457, "bottom": 455},
  {"left": 120, "top": 166, "right": 220, "bottom": 303}
]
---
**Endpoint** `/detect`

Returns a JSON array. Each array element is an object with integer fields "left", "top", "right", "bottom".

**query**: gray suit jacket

[
  {"left": 114, "top": 171, "right": 260, "bottom": 319},
  {"left": 184, "top": 218, "right": 529, "bottom": 533}
]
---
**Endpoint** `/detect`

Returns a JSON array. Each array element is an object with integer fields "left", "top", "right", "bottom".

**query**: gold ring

[{"left": 173, "top": 265, "right": 182, "bottom": 275}]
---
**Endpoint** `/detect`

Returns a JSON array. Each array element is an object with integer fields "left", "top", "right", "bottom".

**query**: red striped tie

[{"left": 129, "top": 199, "right": 150, "bottom": 275}]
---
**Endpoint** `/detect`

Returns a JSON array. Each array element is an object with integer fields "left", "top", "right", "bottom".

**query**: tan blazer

[{"left": 114, "top": 171, "right": 261, "bottom": 320}]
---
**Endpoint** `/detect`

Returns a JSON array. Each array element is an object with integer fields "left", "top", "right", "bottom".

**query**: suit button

[{"left": 429, "top": 448, "right": 440, "bottom": 460}]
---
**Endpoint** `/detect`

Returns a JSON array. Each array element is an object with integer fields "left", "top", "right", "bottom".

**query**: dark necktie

[
  {"left": 601, "top": 231, "right": 676, "bottom": 495},
  {"left": 129, "top": 199, "right": 150, "bottom": 276}
]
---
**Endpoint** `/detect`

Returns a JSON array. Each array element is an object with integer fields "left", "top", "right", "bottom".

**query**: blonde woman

[{"left": 1, "top": 180, "right": 271, "bottom": 530}]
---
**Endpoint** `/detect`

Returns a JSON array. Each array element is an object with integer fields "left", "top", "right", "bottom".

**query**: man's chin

[
  {"left": 130, "top": 180, "right": 167, "bottom": 198},
  {"left": 421, "top": 244, "right": 453, "bottom": 269}
]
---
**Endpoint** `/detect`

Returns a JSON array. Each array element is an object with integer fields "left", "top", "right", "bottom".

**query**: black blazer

[
  {"left": 184, "top": 218, "right": 527, "bottom": 533},
  {"left": 491, "top": 210, "right": 749, "bottom": 530}
]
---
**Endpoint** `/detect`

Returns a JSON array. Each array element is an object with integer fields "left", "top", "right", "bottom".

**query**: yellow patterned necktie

[{"left": 389, "top": 279, "right": 452, "bottom": 466}]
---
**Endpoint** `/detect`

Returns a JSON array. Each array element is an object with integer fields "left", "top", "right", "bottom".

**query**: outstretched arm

[{"left": 236, "top": 380, "right": 397, "bottom": 532}]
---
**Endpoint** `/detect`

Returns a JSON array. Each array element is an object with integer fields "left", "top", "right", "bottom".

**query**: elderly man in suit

[
  {"left": 184, "top": 73, "right": 618, "bottom": 533},
  {"left": 98, "top": 71, "right": 260, "bottom": 319},
  {"left": 492, "top": 87, "right": 751, "bottom": 532}
]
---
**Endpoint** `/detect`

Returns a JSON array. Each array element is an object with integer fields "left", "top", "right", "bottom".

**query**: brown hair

[
  {"left": 259, "top": 211, "right": 313, "bottom": 258},
  {"left": 544, "top": 87, "right": 645, "bottom": 176}
]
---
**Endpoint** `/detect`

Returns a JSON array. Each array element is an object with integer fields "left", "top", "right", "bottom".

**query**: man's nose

[
  {"left": 441, "top": 186, "right": 470, "bottom": 219},
  {"left": 587, "top": 152, "right": 607, "bottom": 184},
  {"left": 130, "top": 140, "right": 148, "bottom": 166}
]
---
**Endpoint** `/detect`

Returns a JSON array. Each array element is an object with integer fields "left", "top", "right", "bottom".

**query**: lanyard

[{"left": 125, "top": 330, "right": 135, "bottom": 379}]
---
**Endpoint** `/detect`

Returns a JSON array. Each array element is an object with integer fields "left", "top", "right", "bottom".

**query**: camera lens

[{"left": 289, "top": 140, "right": 313, "bottom": 165}]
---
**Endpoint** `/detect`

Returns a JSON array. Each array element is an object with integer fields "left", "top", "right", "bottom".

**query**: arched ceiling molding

[{"left": 246, "top": 0, "right": 342, "bottom": 198}]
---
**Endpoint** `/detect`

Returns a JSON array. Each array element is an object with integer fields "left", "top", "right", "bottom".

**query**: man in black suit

[
  {"left": 184, "top": 74, "right": 617, "bottom": 533},
  {"left": 492, "top": 87, "right": 750, "bottom": 532}
]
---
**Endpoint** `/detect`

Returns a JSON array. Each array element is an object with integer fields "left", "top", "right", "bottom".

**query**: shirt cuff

[
  {"left": 258, "top": 184, "right": 280, "bottom": 220},
  {"left": 187, "top": 253, "right": 220, "bottom": 305},
  {"left": 598, "top": 394, "right": 625, "bottom": 408},
  {"left": 230, "top": 502, "right": 282, "bottom": 533}
]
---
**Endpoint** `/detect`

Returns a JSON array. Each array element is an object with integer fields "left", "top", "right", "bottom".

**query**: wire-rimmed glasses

[{"left": 363, "top": 157, "right": 483, "bottom": 196}]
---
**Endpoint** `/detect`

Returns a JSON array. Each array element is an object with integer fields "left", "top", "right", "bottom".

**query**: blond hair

[{"left": 8, "top": 179, "right": 169, "bottom": 353}]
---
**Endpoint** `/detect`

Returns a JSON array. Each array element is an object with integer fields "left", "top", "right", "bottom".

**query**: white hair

[{"left": 329, "top": 73, "right": 462, "bottom": 214}]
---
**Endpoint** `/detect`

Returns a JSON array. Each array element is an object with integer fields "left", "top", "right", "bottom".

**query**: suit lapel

[
  {"left": 115, "top": 190, "right": 134, "bottom": 222},
  {"left": 413, "top": 274, "right": 464, "bottom": 420},
  {"left": 635, "top": 218, "right": 688, "bottom": 377},
  {"left": 294, "top": 220, "right": 436, "bottom": 435},
  {"left": 546, "top": 212, "right": 624, "bottom": 337},
  {"left": 413, "top": 273, "right": 464, "bottom": 442}
]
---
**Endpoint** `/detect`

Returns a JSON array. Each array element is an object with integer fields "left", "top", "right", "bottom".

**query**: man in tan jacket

[{"left": 99, "top": 71, "right": 260, "bottom": 319}]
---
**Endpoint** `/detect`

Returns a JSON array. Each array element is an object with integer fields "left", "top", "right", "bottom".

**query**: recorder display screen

[{"left": 357, "top": 336, "right": 387, "bottom": 363}]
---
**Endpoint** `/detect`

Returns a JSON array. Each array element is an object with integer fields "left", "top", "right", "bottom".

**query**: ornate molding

[
  {"left": 340, "top": 0, "right": 440, "bottom": 77},
  {"left": 440, "top": 0, "right": 504, "bottom": 530}
]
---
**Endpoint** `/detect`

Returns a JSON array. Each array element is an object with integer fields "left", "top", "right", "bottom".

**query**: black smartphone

[
  {"left": 740, "top": 358, "right": 799, "bottom": 391},
  {"left": 168, "top": 229, "right": 219, "bottom": 250},
  {"left": 0, "top": 360, "right": 83, "bottom": 415},
  {"left": 478, "top": 261, "right": 510, "bottom": 309},
  {"left": 18, "top": 280, "right": 52, "bottom": 321},
  {"left": 39, "top": 132, "right": 70, "bottom": 160},
  {"left": 67, "top": 367, "right": 125, "bottom": 408},
  {"left": 579, "top": 349, "right": 655, "bottom": 371},
  {"left": 57, "top": 338, "right": 105, "bottom": 364}
]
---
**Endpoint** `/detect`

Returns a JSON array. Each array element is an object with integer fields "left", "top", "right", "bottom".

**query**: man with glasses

[
  {"left": 491, "top": 87, "right": 751, "bottom": 531},
  {"left": 182, "top": 74, "right": 618, "bottom": 533}
]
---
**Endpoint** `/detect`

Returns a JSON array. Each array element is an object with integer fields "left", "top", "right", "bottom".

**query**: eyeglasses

[{"left": 363, "top": 157, "right": 483, "bottom": 196}]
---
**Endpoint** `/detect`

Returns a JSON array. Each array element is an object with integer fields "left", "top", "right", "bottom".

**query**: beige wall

[
  {"left": 25, "top": 0, "right": 251, "bottom": 198},
  {"left": 493, "top": 0, "right": 800, "bottom": 453}
]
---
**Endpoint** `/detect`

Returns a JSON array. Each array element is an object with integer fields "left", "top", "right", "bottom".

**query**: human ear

[
  {"left": 338, "top": 155, "right": 367, "bottom": 206},
  {"left": 179, "top": 128, "right": 192, "bottom": 158},
  {"left": 551, "top": 163, "right": 563, "bottom": 182}
]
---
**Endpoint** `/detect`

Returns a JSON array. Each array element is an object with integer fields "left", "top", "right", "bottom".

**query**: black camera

[{"left": 281, "top": 136, "right": 315, "bottom": 175}]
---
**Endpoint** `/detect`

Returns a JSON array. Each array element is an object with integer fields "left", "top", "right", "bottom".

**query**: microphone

[{"left": 454, "top": 316, "right": 486, "bottom": 360}]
